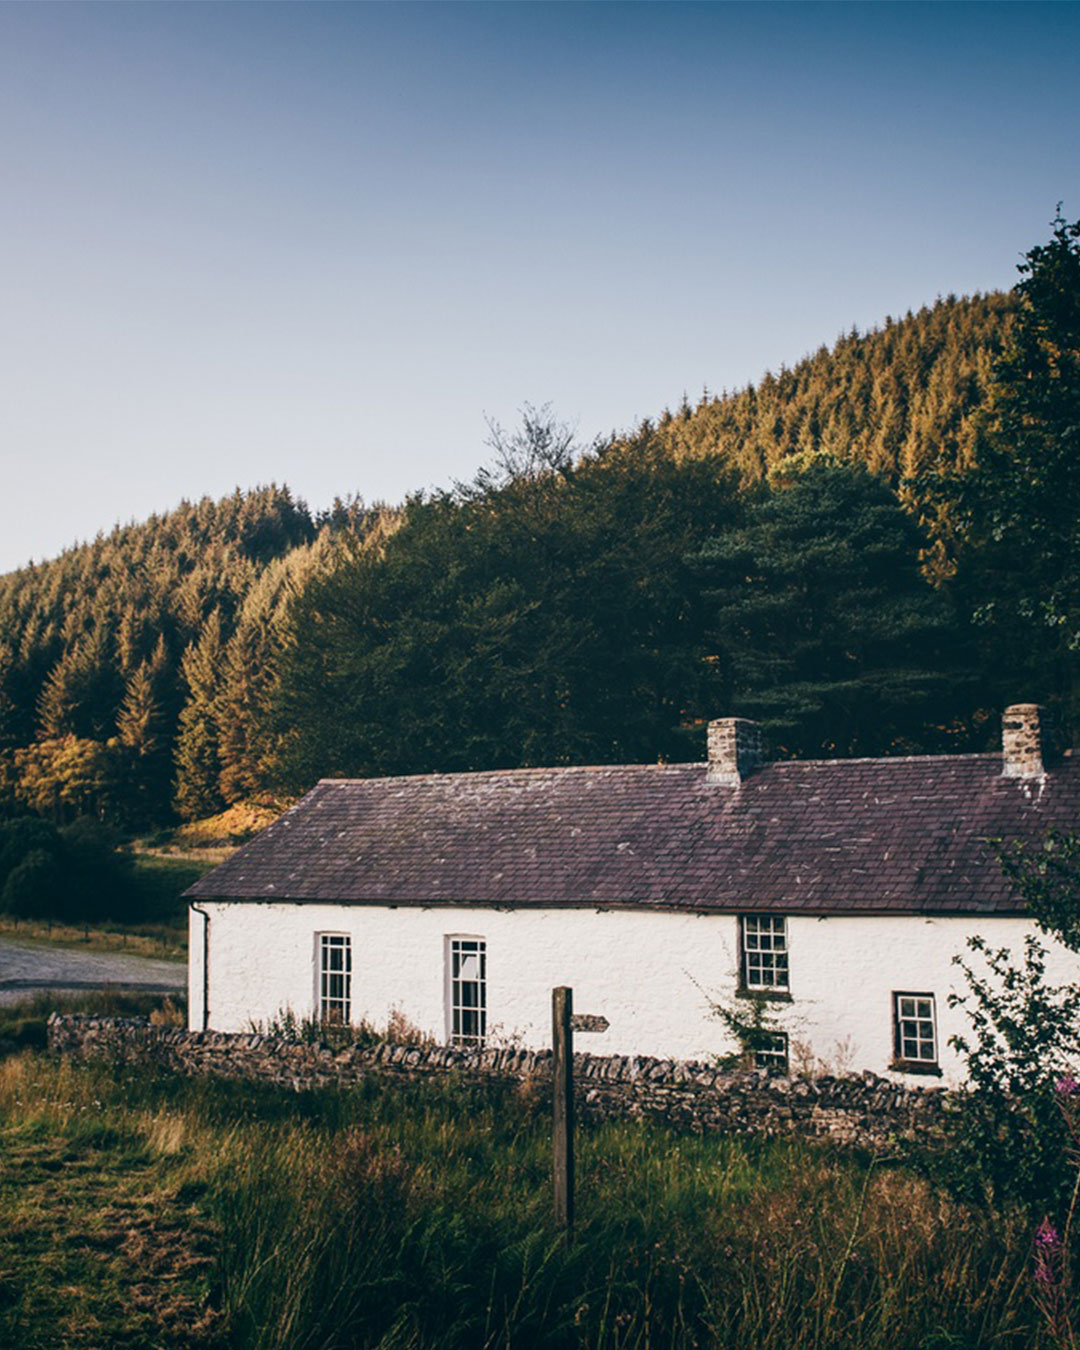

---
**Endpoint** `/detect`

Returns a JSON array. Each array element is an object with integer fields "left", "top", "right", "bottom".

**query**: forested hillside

[
  {"left": 643, "top": 291, "right": 1012, "bottom": 487},
  {"left": 0, "top": 488, "right": 395, "bottom": 827},
  {"left": 4, "top": 213, "right": 1078, "bottom": 846}
]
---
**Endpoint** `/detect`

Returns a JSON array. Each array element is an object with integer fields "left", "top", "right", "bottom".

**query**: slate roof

[{"left": 185, "top": 752, "right": 1080, "bottom": 915}]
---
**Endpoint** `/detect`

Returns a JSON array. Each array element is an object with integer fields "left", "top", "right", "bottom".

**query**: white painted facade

[{"left": 187, "top": 900, "right": 1080, "bottom": 1086}]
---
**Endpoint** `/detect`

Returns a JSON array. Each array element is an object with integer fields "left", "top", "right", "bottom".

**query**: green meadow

[{"left": 0, "top": 994, "right": 1045, "bottom": 1350}]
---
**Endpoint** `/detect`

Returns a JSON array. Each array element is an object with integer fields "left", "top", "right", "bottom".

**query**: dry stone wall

[{"left": 48, "top": 1014, "right": 949, "bottom": 1150}]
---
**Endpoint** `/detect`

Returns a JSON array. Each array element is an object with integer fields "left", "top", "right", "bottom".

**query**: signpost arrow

[{"left": 570, "top": 1013, "right": 610, "bottom": 1034}]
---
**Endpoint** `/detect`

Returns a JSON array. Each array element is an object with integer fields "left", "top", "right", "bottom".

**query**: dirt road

[{"left": 0, "top": 938, "right": 185, "bottom": 1006}]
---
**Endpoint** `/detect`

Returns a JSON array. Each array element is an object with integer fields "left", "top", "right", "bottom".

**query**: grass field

[{"left": 0, "top": 992, "right": 1051, "bottom": 1349}]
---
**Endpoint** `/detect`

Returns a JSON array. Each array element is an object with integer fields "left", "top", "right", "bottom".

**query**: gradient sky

[{"left": 1, "top": 1, "right": 1077, "bottom": 573}]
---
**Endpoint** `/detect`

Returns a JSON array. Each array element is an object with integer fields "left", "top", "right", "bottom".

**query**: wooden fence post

[{"left": 552, "top": 985, "right": 574, "bottom": 1237}]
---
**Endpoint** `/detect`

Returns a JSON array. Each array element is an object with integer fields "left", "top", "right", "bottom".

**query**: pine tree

[
  {"left": 692, "top": 461, "right": 970, "bottom": 757},
  {"left": 951, "top": 212, "right": 1080, "bottom": 738},
  {"left": 116, "top": 637, "right": 172, "bottom": 824},
  {"left": 173, "top": 614, "right": 226, "bottom": 820}
]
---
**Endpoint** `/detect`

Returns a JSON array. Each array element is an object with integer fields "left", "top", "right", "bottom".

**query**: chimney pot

[
  {"left": 1002, "top": 703, "right": 1048, "bottom": 779},
  {"left": 707, "top": 718, "right": 765, "bottom": 785}
]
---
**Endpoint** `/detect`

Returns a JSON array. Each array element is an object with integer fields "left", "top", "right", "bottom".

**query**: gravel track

[{"left": 0, "top": 938, "right": 185, "bottom": 1006}]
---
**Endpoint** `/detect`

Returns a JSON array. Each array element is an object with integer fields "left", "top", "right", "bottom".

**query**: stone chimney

[
  {"left": 1002, "top": 703, "right": 1050, "bottom": 779},
  {"left": 707, "top": 718, "right": 765, "bottom": 786}
]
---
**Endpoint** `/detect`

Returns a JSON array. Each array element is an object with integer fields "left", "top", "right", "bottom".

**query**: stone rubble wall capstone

[{"left": 46, "top": 1014, "right": 949, "bottom": 1150}]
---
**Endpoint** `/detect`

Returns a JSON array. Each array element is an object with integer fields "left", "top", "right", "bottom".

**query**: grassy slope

[{"left": 0, "top": 996, "right": 1042, "bottom": 1350}]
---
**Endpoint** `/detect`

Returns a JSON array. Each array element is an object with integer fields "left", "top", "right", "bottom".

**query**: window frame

[
  {"left": 891, "top": 990, "right": 941, "bottom": 1076},
  {"left": 754, "top": 1031, "right": 790, "bottom": 1075},
  {"left": 316, "top": 932, "right": 352, "bottom": 1026},
  {"left": 446, "top": 935, "right": 487, "bottom": 1048},
  {"left": 739, "top": 914, "right": 790, "bottom": 996}
]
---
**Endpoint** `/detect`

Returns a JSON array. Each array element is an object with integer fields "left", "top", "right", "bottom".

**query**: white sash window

[
  {"left": 318, "top": 933, "right": 351, "bottom": 1025},
  {"left": 447, "top": 937, "right": 486, "bottom": 1046}
]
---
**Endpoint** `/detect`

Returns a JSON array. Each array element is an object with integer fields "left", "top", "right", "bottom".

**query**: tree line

[
  {"left": 0, "top": 487, "right": 396, "bottom": 828},
  {"left": 0, "top": 214, "right": 1076, "bottom": 839}
]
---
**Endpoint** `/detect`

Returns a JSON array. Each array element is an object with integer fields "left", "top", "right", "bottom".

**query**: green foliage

[
  {"left": 0, "top": 485, "right": 390, "bottom": 828},
  {"left": 172, "top": 610, "right": 226, "bottom": 820},
  {"left": 0, "top": 269, "right": 1062, "bottom": 823},
  {"left": 114, "top": 636, "right": 174, "bottom": 826},
  {"left": 997, "top": 829, "right": 1080, "bottom": 954},
  {"left": 639, "top": 292, "right": 1011, "bottom": 506},
  {"left": 0, "top": 814, "right": 137, "bottom": 923},
  {"left": 939, "top": 822, "right": 1080, "bottom": 1219},
  {"left": 707, "top": 986, "right": 789, "bottom": 1072},
  {"left": 251, "top": 1006, "right": 383, "bottom": 1050},
  {"left": 11, "top": 735, "right": 121, "bottom": 821},
  {"left": 693, "top": 461, "right": 969, "bottom": 756},
  {"left": 2, "top": 848, "right": 65, "bottom": 919},
  {"left": 274, "top": 438, "right": 738, "bottom": 785},
  {"left": 939, "top": 934, "right": 1080, "bottom": 1214},
  {"left": 948, "top": 212, "right": 1080, "bottom": 737},
  {"left": 0, "top": 815, "right": 58, "bottom": 879}
]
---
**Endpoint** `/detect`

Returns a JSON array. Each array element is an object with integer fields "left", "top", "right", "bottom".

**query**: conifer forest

[{"left": 1, "top": 217, "right": 1078, "bottom": 843}]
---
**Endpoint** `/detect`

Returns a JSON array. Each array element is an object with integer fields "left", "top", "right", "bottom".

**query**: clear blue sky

[{"left": 1, "top": 1, "right": 1077, "bottom": 573}]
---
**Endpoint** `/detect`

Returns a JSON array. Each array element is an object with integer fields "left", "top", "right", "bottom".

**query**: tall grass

[
  {"left": 197, "top": 1079, "right": 1042, "bottom": 1348},
  {"left": 0, "top": 1017, "right": 1049, "bottom": 1348}
]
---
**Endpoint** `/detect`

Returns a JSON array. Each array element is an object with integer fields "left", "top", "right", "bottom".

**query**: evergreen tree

[
  {"left": 215, "top": 547, "right": 328, "bottom": 803},
  {"left": 173, "top": 613, "right": 226, "bottom": 821},
  {"left": 116, "top": 637, "right": 172, "bottom": 825},
  {"left": 642, "top": 292, "right": 1012, "bottom": 515},
  {"left": 692, "top": 461, "right": 968, "bottom": 757},
  {"left": 36, "top": 630, "right": 119, "bottom": 741},
  {"left": 951, "top": 212, "right": 1080, "bottom": 738},
  {"left": 0, "top": 289, "right": 1045, "bottom": 827},
  {"left": 0, "top": 484, "right": 382, "bottom": 825}
]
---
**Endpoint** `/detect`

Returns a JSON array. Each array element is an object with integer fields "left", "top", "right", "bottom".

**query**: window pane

[
  {"left": 319, "top": 935, "right": 351, "bottom": 1025},
  {"left": 743, "top": 916, "right": 789, "bottom": 988},
  {"left": 754, "top": 1032, "right": 789, "bottom": 1073},
  {"left": 895, "top": 993, "right": 936, "bottom": 1066},
  {"left": 449, "top": 938, "right": 487, "bottom": 1047}
]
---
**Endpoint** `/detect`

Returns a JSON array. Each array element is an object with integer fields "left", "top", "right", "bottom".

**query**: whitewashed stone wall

[{"left": 188, "top": 902, "right": 1080, "bottom": 1085}]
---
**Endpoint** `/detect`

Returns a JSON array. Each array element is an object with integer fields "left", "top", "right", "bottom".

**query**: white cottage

[{"left": 185, "top": 704, "right": 1080, "bottom": 1084}]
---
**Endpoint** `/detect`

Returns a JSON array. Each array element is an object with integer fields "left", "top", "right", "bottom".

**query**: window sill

[
  {"left": 890, "top": 1060, "right": 943, "bottom": 1078},
  {"left": 736, "top": 987, "right": 792, "bottom": 1003}
]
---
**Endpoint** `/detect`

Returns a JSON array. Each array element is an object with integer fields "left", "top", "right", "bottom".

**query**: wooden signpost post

[{"left": 552, "top": 986, "right": 609, "bottom": 1239}]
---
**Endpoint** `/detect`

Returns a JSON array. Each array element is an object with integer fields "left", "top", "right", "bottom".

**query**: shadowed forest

[{"left": 1, "top": 219, "right": 1077, "bottom": 845}]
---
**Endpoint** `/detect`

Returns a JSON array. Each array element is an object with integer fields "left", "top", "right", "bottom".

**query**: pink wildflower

[
  {"left": 1034, "top": 1219, "right": 1063, "bottom": 1289},
  {"left": 1036, "top": 1219, "right": 1062, "bottom": 1249}
]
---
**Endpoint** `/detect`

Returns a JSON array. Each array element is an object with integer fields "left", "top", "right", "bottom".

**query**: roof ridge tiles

[{"left": 316, "top": 752, "right": 1005, "bottom": 789}]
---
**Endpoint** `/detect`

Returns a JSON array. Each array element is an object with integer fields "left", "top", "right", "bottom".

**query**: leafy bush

[
  {"left": 0, "top": 817, "right": 59, "bottom": 886},
  {"left": 0, "top": 814, "right": 137, "bottom": 923},
  {"left": 935, "top": 934, "right": 1080, "bottom": 1214},
  {"left": 1, "top": 848, "right": 66, "bottom": 919}
]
